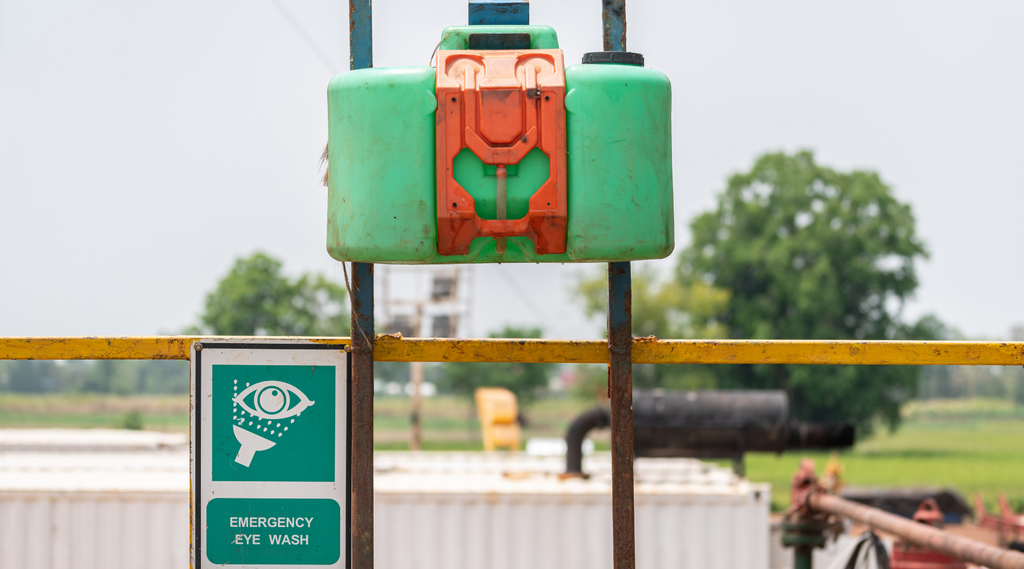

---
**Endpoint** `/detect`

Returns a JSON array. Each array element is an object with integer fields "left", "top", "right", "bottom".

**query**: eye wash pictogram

[
  {"left": 231, "top": 379, "right": 315, "bottom": 466},
  {"left": 192, "top": 341, "right": 349, "bottom": 568}
]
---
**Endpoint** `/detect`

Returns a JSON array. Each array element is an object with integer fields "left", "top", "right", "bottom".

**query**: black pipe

[
  {"left": 633, "top": 389, "right": 789, "bottom": 429},
  {"left": 563, "top": 390, "right": 854, "bottom": 474},
  {"left": 564, "top": 406, "right": 611, "bottom": 474}
]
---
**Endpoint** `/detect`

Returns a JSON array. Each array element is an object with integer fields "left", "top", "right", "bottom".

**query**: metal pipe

[
  {"left": 3, "top": 337, "right": 1023, "bottom": 365},
  {"left": 793, "top": 548, "right": 813, "bottom": 569},
  {"left": 608, "top": 261, "right": 635, "bottom": 569},
  {"left": 809, "top": 493, "right": 1024, "bottom": 569},
  {"left": 349, "top": 1, "right": 373, "bottom": 567},
  {"left": 564, "top": 392, "right": 852, "bottom": 473},
  {"left": 602, "top": 0, "right": 626, "bottom": 52},
  {"left": 410, "top": 360, "right": 423, "bottom": 451},
  {"left": 349, "top": 262, "right": 374, "bottom": 569},
  {"left": 604, "top": 8, "right": 631, "bottom": 569},
  {"left": 349, "top": 0, "right": 372, "bottom": 71},
  {"left": 564, "top": 407, "right": 611, "bottom": 474}
]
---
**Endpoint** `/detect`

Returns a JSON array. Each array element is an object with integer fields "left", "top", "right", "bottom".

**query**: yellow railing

[{"left": 1, "top": 336, "right": 1022, "bottom": 365}]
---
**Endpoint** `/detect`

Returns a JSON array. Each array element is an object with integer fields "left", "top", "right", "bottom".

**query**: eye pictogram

[{"left": 233, "top": 380, "right": 314, "bottom": 420}]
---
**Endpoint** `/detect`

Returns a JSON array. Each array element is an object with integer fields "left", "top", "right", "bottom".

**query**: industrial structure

[
  {"left": 2, "top": 0, "right": 1024, "bottom": 567},
  {"left": 380, "top": 265, "right": 471, "bottom": 449}
]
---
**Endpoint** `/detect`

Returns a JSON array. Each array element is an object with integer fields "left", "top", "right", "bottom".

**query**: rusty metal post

[
  {"left": 350, "top": 262, "right": 374, "bottom": 569},
  {"left": 604, "top": 1, "right": 632, "bottom": 565},
  {"left": 348, "top": 2, "right": 373, "bottom": 568},
  {"left": 608, "top": 261, "right": 635, "bottom": 569},
  {"left": 602, "top": 0, "right": 626, "bottom": 52},
  {"left": 349, "top": 0, "right": 372, "bottom": 71}
]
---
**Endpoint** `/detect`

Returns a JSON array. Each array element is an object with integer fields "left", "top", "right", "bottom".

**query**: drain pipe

[{"left": 564, "top": 407, "right": 611, "bottom": 475}]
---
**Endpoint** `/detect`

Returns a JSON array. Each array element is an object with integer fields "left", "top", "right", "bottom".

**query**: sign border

[{"left": 191, "top": 340, "right": 351, "bottom": 569}]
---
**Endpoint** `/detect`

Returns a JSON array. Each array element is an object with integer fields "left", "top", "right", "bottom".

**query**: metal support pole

[
  {"left": 602, "top": 0, "right": 626, "bottom": 52},
  {"left": 608, "top": 261, "right": 635, "bottom": 569},
  {"left": 350, "top": 262, "right": 374, "bottom": 569},
  {"left": 348, "top": 3, "right": 373, "bottom": 568},
  {"left": 349, "top": 0, "right": 372, "bottom": 71},
  {"left": 780, "top": 522, "right": 826, "bottom": 569},
  {"left": 793, "top": 546, "right": 814, "bottom": 569},
  {"left": 604, "top": 1, "right": 633, "bottom": 566},
  {"left": 410, "top": 359, "right": 424, "bottom": 451}
]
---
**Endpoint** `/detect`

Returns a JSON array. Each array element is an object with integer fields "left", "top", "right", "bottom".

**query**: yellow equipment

[{"left": 475, "top": 387, "right": 521, "bottom": 451}]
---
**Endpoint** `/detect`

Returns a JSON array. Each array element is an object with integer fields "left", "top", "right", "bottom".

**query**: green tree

[
  {"left": 196, "top": 252, "right": 350, "bottom": 336},
  {"left": 575, "top": 267, "right": 730, "bottom": 390},
  {"left": 574, "top": 151, "right": 932, "bottom": 433},
  {"left": 681, "top": 150, "right": 929, "bottom": 432},
  {"left": 437, "top": 326, "right": 554, "bottom": 407}
]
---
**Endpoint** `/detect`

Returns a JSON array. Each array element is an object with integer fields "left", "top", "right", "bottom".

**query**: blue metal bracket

[{"left": 469, "top": 0, "right": 529, "bottom": 26}]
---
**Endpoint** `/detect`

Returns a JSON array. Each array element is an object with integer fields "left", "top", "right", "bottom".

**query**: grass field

[
  {"left": 724, "top": 399, "right": 1024, "bottom": 510},
  {"left": 745, "top": 418, "right": 1024, "bottom": 511},
  {"left": 2, "top": 393, "right": 1021, "bottom": 513},
  {"left": 0, "top": 393, "right": 190, "bottom": 431}
]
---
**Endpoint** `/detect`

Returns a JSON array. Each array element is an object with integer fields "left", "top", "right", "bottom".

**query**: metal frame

[
  {"left": 3, "top": 335, "right": 1023, "bottom": 569},
  {"left": 3, "top": 336, "right": 1022, "bottom": 569},
  {"left": 2, "top": 336, "right": 1022, "bottom": 365}
]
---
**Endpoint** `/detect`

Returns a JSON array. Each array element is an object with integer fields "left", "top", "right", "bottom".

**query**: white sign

[{"left": 190, "top": 339, "right": 349, "bottom": 568}]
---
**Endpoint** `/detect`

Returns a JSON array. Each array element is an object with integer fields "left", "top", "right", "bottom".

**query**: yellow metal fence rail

[{"left": 1, "top": 336, "right": 1023, "bottom": 365}]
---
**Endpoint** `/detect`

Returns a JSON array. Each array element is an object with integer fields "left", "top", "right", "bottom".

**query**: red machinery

[
  {"left": 975, "top": 493, "right": 1024, "bottom": 546},
  {"left": 784, "top": 460, "right": 1024, "bottom": 569},
  {"left": 890, "top": 499, "right": 967, "bottom": 569}
]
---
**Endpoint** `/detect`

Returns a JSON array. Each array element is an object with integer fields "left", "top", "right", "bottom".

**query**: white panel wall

[
  {"left": 375, "top": 491, "right": 769, "bottom": 569},
  {"left": 0, "top": 493, "right": 188, "bottom": 569}
]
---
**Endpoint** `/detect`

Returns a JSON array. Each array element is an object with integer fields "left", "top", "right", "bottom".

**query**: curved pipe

[{"left": 565, "top": 406, "right": 611, "bottom": 474}]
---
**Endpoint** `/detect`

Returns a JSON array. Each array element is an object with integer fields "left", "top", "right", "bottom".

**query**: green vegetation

[
  {"left": 0, "top": 393, "right": 189, "bottom": 431},
  {"left": 0, "top": 360, "right": 189, "bottom": 395},
  {"left": 121, "top": 410, "right": 145, "bottom": 430},
  {"left": 577, "top": 151, "right": 939, "bottom": 434},
  {"left": 192, "top": 251, "right": 349, "bottom": 336},
  {"left": 746, "top": 399, "right": 1024, "bottom": 511}
]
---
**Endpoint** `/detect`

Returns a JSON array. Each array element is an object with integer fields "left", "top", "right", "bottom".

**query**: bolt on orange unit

[{"left": 435, "top": 49, "right": 567, "bottom": 256}]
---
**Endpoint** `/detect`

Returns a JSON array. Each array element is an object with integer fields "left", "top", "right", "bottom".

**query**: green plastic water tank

[
  {"left": 325, "top": 66, "right": 437, "bottom": 264},
  {"left": 564, "top": 61, "right": 674, "bottom": 261},
  {"left": 325, "top": 32, "right": 673, "bottom": 265}
]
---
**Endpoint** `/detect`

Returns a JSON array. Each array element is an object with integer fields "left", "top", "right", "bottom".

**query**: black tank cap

[{"left": 582, "top": 52, "right": 644, "bottom": 66}]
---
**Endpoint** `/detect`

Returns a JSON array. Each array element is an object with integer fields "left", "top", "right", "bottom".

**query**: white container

[
  {"left": 0, "top": 491, "right": 189, "bottom": 569},
  {"left": 0, "top": 430, "right": 190, "bottom": 569},
  {"left": 374, "top": 452, "right": 771, "bottom": 569}
]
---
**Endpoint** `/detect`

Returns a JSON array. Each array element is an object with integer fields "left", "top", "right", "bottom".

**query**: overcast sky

[{"left": 1, "top": 1, "right": 1021, "bottom": 340}]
